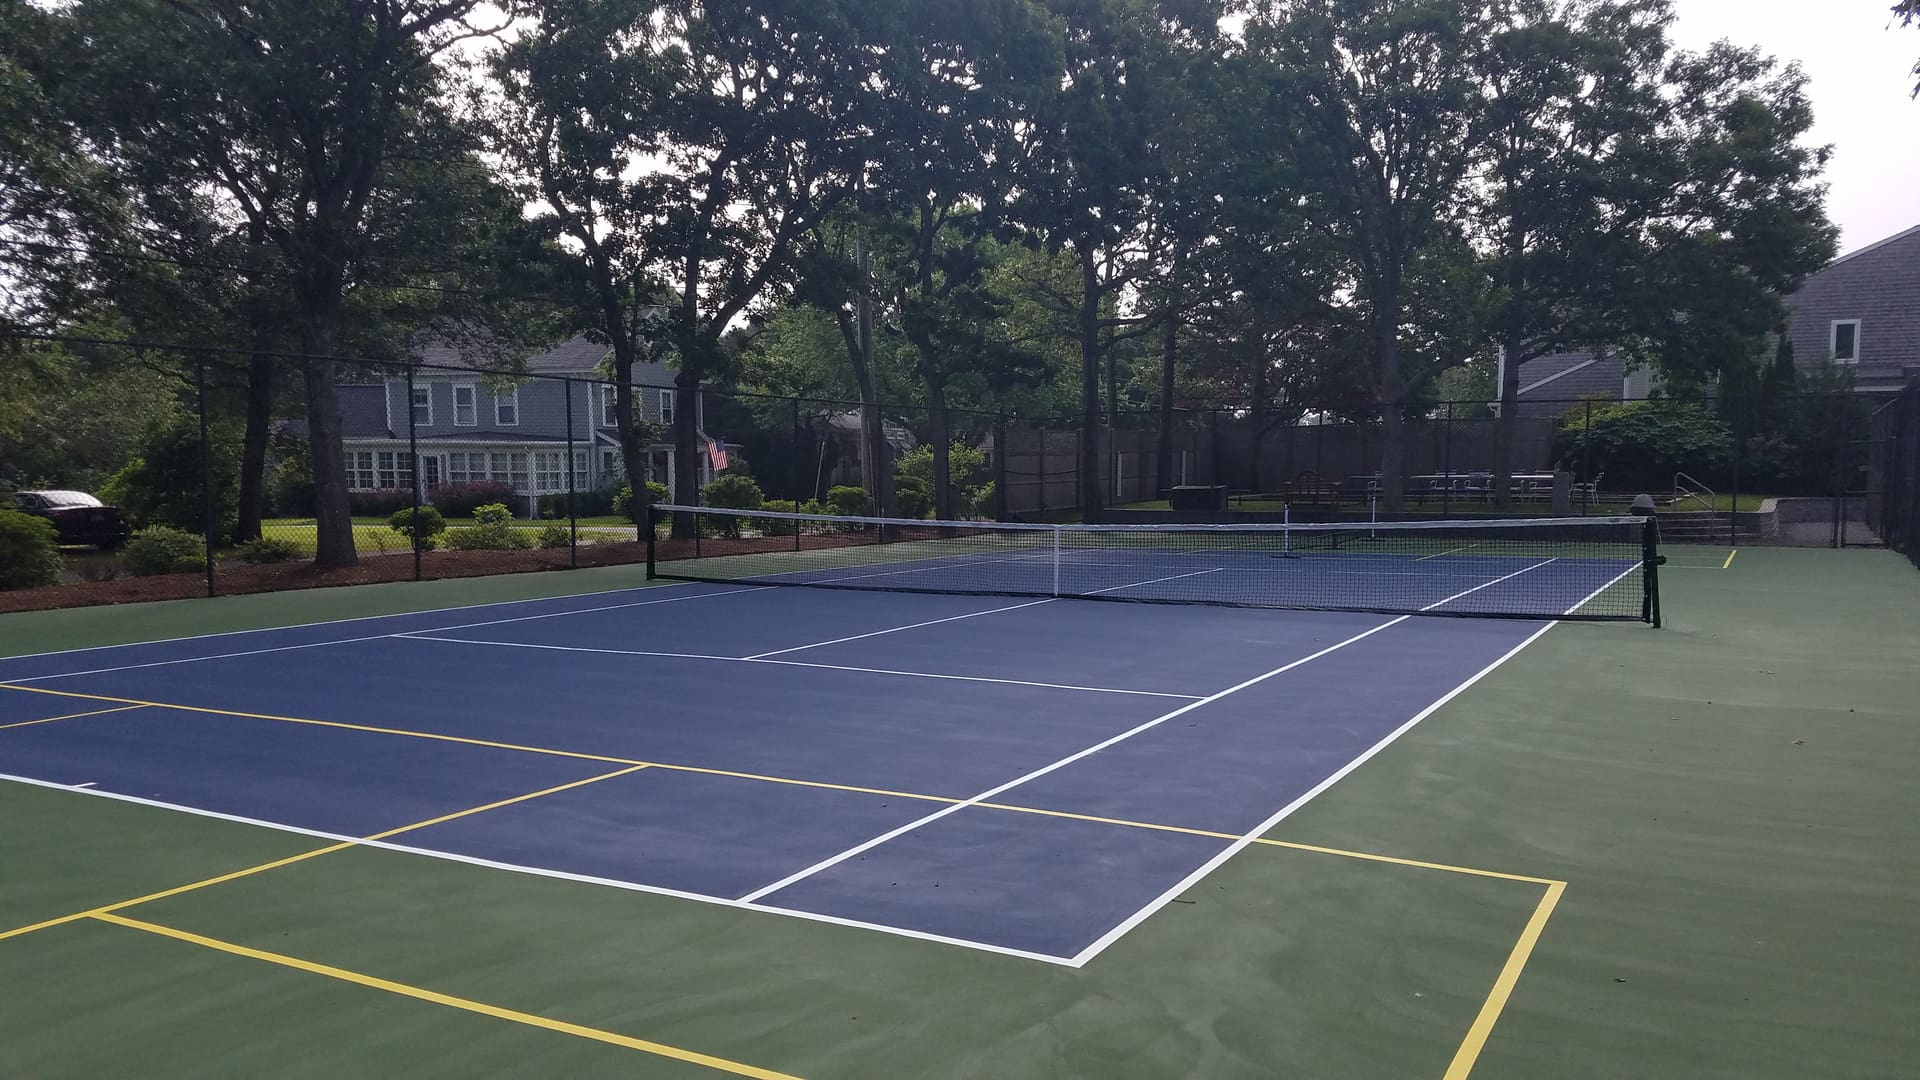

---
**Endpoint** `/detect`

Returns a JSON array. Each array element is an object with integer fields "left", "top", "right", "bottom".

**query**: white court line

[
  {"left": 3, "top": 587, "right": 769, "bottom": 684},
  {"left": 741, "top": 599, "right": 1054, "bottom": 660},
  {"left": 1085, "top": 568, "right": 1224, "bottom": 595},
  {"left": 0, "top": 580, "right": 696, "bottom": 666},
  {"left": 1066, "top": 619, "right": 1559, "bottom": 967},
  {"left": 1069, "top": 559, "right": 1615, "bottom": 967},
  {"left": 396, "top": 635, "right": 1202, "bottom": 700},
  {"left": 732, "top": 559, "right": 1556, "bottom": 907},
  {"left": 0, "top": 773, "right": 1075, "bottom": 967}
]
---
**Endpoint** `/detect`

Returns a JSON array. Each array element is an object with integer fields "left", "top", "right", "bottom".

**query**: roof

[
  {"left": 413, "top": 335, "right": 679, "bottom": 387},
  {"left": 1823, "top": 222, "right": 1920, "bottom": 271}
]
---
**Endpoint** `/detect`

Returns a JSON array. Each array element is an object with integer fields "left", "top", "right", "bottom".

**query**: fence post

[
  {"left": 1728, "top": 406, "right": 1742, "bottom": 547},
  {"left": 791, "top": 397, "right": 804, "bottom": 502},
  {"left": 564, "top": 376, "right": 578, "bottom": 569},
  {"left": 1442, "top": 400, "right": 1454, "bottom": 518},
  {"left": 1580, "top": 399, "right": 1593, "bottom": 516},
  {"left": 406, "top": 359, "right": 422, "bottom": 581},
  {"left": 195, "top": 351, "right": 216, "bottom": 598}
]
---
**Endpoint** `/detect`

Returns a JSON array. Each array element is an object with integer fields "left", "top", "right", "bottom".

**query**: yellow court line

[
  {"left": 1442, "top": 880, "right": 1565, "bottom": 1079},
  {"left": 1723, "top": 548, "right": 1738, "bottom": 569},
  {"left": 0, "top": 682, "right": 1563, "bottom": 886},
  {"left": 975, "top": 801, "right": 1563, "bottom": 886},
  {"left": 0, "top": 703, "right": 146, "bottom": 730},
  {"left": 0, "top": 765, "right": 648, "bottom": 943},
  {"left": 90, "top": 912, "right": 801, "bottom": 1080}
]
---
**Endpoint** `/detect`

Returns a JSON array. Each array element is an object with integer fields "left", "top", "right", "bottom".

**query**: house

[
  {"left": 338, "top": 337, "right": 723, "bottom": 511},
  {"left": 1493, "top": 349, "right": 1653, "bottom": 418},
  {"left": 1783, "top": 222, "right": 1920, "bottom": 395}
]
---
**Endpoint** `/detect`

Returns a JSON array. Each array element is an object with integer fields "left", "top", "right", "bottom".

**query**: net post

[
  {"left": 644, "top": 499, "right": 656, "bottom": 578},
  {"left": 1051, "top": 526, "right": 1062, "bottom": 598},
  {"left": 1642, "top": 514, "right": 1663, "bottom": 627}
]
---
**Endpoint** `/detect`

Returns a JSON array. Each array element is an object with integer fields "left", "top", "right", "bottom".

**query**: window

[
  {"left": 658, "top": 388, "right": 674, "bottom": 425},
  {"left": 446, "top": 452, "right": 471, "bottom": 484},
  {"left": 376, "top": 451, "right": 399, "bottom": 488},
  {"left": 534, "top": 451, "right": 564, "bottom": 493},
  {"left": 572, "top": 450, "right": 588, "bottom": 492},
  {"left": 1831, "top": 320, "right": 1861, "bottom": 363},
  {"left": 600, "top": 384, "right": 618, "bottom": 427},
  {"left": 452, "top": 384, "right": 477, "bottom": 426},
  {"left": 487, "top": 451, "right": 528, "bottom": 492},
  {"left": 495, "top": 388, "right": 519, "bottom": 426},
  {"left": 411, "top": 385, "right": 432, "bottom": 427},
  {"left": 350, "top": 452, "right": 376, "bottom": 490},
  {"left": 601, "top": 448, "right": 623, "bottom": 481}
]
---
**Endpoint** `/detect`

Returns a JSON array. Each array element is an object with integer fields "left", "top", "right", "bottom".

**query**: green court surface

[{"left": 2, "top": 546, "right": 1916, "bottom": 1078}]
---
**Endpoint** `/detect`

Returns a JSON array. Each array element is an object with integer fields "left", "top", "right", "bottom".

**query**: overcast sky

[{"left": 1669, "top": 0, "right": 1920, "bottom": 254}]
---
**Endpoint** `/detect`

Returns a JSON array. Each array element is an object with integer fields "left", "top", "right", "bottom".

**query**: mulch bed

[{"left": 0, "top": 543, "right": 654, "bottom": 615}]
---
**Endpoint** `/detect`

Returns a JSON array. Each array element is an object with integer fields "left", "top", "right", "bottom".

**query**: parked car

[{"left": 8, "top": 490, "right": 132, "bottom": 549}]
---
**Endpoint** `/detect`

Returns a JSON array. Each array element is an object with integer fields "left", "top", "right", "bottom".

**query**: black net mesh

[{"left": 648, "top": 505, "right": 1659, "bottom": 621}]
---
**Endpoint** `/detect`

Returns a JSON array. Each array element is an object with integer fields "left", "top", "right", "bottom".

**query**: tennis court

[{"left": 3, "top": 518, "right": 1915, "bottom": 1079}]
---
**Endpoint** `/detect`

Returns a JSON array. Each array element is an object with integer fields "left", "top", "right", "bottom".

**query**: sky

[{"left": 1668, "top": 0, "right": 1920, "bottom": 254}]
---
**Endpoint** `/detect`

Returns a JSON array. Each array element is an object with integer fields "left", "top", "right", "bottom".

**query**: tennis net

[{"left": 645, "top": 505, "right": 1662, "bottom": 623}]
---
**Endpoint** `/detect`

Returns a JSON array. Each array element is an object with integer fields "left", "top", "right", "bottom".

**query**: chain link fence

[{"left": 6, "top": 336, "right": 1900, "bottom": 609}]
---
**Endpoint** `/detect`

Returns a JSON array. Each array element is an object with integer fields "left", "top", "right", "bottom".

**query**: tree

[
  {"left": 1248, "top": 0, "right": 1483, "bottom": 511},
  {"left": 493, "top": 1, "right": 882, "bottom": 537},
  {"left": 1013, "top": 0, "right": 1219, "bottom": 513},
  {"left": 1898, "top": 2, "right": 1920, "bottom": 94},
  {"left": 40, "top": 0, "right": 506, "bottom": 567}
]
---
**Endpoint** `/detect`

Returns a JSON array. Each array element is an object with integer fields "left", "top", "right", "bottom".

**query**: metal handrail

[{"left": 1672, "top": 471, "right": 1717, "bottom": 512}]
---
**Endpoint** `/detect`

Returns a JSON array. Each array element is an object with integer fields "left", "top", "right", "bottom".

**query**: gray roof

[{"left": 413, "top": 335, "right": 679, "bottom": 388}]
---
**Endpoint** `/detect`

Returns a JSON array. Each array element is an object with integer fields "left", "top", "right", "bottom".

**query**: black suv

[{"left": 9, "top": 490, "right": 132, "bottom": 549}]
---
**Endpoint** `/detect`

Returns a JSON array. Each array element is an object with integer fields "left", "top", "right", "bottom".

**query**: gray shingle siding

[{"left": 1784, "top": 223, "right": 1920, "bottom": 392}]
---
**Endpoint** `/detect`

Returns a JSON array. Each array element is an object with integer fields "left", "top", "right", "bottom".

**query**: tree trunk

[
  {"left": 302, "top": 353, "right": 356, "bottom": 568},
  {"left": 234, "top": 348, "right": 274, "bottom": 543},
  {"left": 1374, "top": 276, "right": 1407, "bottom": 513},
  {"left": 610, "top": 353, "right": 648, "bottom": 505},
  {"left": 923, "top": 358, "right": 953, "bottom": 521},
  {"left": 1248, "top": 334, "right": 1270, "bottom": 493},
  {"left": 296, "top": 287, "right": 356, "bottom": 568},
  {"left": 852, "top": 227, "right": 891, "bottom": 513},
  {"left": 1155, "top": 290, "right": 1179, "bottom": 500},
  {"left": 672, "top": 373, "right": 700, "bottom": 539},
  {"left": 1076, "top": 240, "right": 1103, "bottom": 515},
  {"left": 1491, "top": 334, "right": 1524, "bottom": 509}
]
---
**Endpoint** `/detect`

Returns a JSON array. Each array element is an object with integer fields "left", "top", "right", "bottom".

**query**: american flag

[{"left": 707, "top": 436, "right": 729, "bottom": 472}]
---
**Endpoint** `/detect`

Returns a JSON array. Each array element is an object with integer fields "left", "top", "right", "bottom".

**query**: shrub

[
  {"left": 347, "top": 489, "right": 415, "bottom": 517},
  {"left": 894, "top": 476, "right": 934, "bottom": 520},
  {"left": 699, "top": 474, "right": 764, "bottom": 537},
  {"left": 0, "top": 510, "right": 64, "bottom": 590},
  {"left": 613, "top": 480, "right": 672, "bottom": 523},
  {"left": 444, "top": 522, "right": 533, "bottom": 551},
  {"left": 823, "top": 485, "right": 873, "bottom": 518},
  {"left": 429, "top": 481, "right": 515, "bottom": 519},
  {"left": 893, "top": 443, "right": 993, "bottom": 517},
  {"left": 235, "top": 536, "right": 299, "bottom": 564},
  {"left": 537, "top": 522, "right": 572, "bottom": 549},
  {"left": 472, "top": 502, "right": 513, "bottom": 525},
  {"left": 102, "top": 415, "right": 240, "bottom": 533},
  {"left": 388, "top": 505, "right": 447, "bottom": 551},
  {"left": 1554, "top": 400, "right": 1733, "bottom": 493},
  {"left": 265, "top": 429, "right": 315, "bottom": 517},
  {"left": 761, "top": 499, "right": 802, "bottom": 536},
  {"left": 123, "top": 525, "right": 205, "bottom": 577}
]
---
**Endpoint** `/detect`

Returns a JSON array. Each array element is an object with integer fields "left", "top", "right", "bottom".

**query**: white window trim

[
  {"left": 1830, "top": 319, "right": 1861, "bottom": 364},
  {"left": 411, "top": 384, "right": 433, "bottom": 427},
  {"left": 495, "top": 387, "right": 520, "bottom": 427},
  {"left": 452, "top": 383, "right": 478, "bottom": 427},
  {"left": 600, "top": 383, "right": 618, "bottom": 428},
  {"left": 659, "top": 387, "right": 675, "bottom": 425}
]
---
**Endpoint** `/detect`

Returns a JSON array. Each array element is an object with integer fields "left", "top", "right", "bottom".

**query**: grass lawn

[{"left": 257, "top": 516, "right": 640, "bottom": 558}]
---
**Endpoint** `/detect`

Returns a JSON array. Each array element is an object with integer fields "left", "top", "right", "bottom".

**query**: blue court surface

[{"left": 0, "top": 578, "right": 1569, "bottom": 965}]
